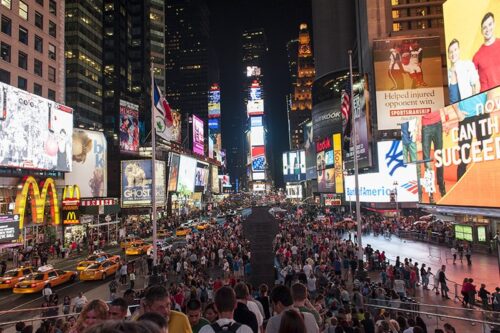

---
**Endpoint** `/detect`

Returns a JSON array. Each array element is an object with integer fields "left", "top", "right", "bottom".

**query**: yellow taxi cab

[
  {"left": 125, "top": 241, "right": 152, "bottom": 256},
  {"left": 79, "top": 259, "right": 120, "bottom": 281},
  {"left": 196, "top": 222, "right": 210, "bottom": 231},
  {"left": 0, "top": 267, "right": 34, "bottom": 289},
  {"left": 76, "top": 252, "right": 121, "bottom": 272},
  {"left": 157, "top": 229, "right": 172, "bottom": 238},
  {"left": 175, "top": 226, "right": 191, "bottom": 237},
  {"left": 120, "top": 236, "right": 141, "bottom": 250},
  {"left": 13, "top": 265, "right": 77, "bottom": 294}
]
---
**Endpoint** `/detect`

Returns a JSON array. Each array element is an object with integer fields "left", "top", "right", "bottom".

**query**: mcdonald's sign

[
  {"left": 63, "top": 211, "right": 79, "bottom": 225},
  {"left": 62, "top": 185, "right": 81, "bottom": 211},
  {"left": 14, "top": 176, "right": 60, "bottom": 229}
]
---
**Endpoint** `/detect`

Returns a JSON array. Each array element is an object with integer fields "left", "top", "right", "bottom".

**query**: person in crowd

[
  {"left": 291, "top": 283, "right": 321, "bottom": 327},
  {"left": 70, "top": 299, "right": 108, "bottom": 333},
  {"left": 85, "top": 320, "right": 163, "bottom": 333},
  {"left": 203, "top": 303, "right": 219, "bottom": 324},
  {"left": 233, "top": 283, "right": 258, "bottom": 333},
  {"left": 186, "top": 299, "right": 210, "bottom": 333},
  {"left": 73, "top": 292, "right": 88, "bottom": 313},
  {"left": 137, "top": 313, "right": 169, "bottom": 333},
  {"left": 278, "top": 309, "right": 307, "bottom": 333},
  {"left": 108, "top": 298, "right": 129, "bottom": 320}
]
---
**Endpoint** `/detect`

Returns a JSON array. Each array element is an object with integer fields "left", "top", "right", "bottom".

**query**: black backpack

[{"left": 210, "top": 322, "right": 242, "bottom": 333}]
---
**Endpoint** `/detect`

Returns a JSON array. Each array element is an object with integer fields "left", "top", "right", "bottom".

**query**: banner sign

[
  {"left": 120, "top": 160, "right": 165, "bottom": 207},
  {"left": 168, "top": 153, "right": 180, "bottom": 192},
  {"left": 80, "top": 198, "right": 118, "bottom": 206},
  {"left": 304, "top": 121, "right": 317, "bottom": 180},
  {"left": 0, "top": 214, "right": 20, "bottom": 242},
  {"left": 282, "top": 150, "right": 306, "bottom": 182},
  {"left": 312, "top": 99, "right": 342, "bottom": 142},
  {"left": 192, "top": 115, "right": 204, "bottom": 156},
  {"left": 373, "top": 36, "right": 445, "bottom": 130},
  {"left": 119, "top": 100, "right": 139, "bottom": 153},
  {"left": 208, "top": 83, "right": 221, "bottom": 118}
]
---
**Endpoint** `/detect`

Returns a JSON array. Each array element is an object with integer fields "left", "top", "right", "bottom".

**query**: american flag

[{"left": 341, "top": 81, "right": 351, "bottom": 137}]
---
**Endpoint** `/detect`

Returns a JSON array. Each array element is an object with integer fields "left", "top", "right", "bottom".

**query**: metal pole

[
  {"left": 151, "top": 64, "right": 158, "bottom": 266},
  {"left": 349, "top": 50, "right": 363, "bottom": 261}
]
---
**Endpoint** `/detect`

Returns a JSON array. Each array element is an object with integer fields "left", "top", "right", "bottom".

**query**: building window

[
  {"left": 19, "top": 26, "right": 28, "bottom": 44},
  {"left": 34, "top": 59, "right": 42, "bottom": 76},
  {"left": 18, "top": 51, "right": 27, "bottom": 69},
  {"left": 1, "top": 0, "right": 11, "bottom": 9},
  {"left": 48, "top": 88, "right": 55, "bottom": 101},
  {"left": 48, "top": 43, "right": 56, "bottom": 60},
  {"left": 35, "top": 0, "right": 43, "bottom": 5},
  {"left": 18, "top": 76, "right": 27, "bottom": 90},
  {"left": 48, "top": 20, "right": 56, "bottom": 37},
  {"left": 1, "top": 15, "right": 12, "bottom": 36},
  {"left": 48, "top": 65, "right": 55, "bottom": 82},
  {"left": 49, "top": 0, "right": 56, "bottom": 15},
  {"left": 35, "top": 11, "right": 43, "bottom": 29},
  {"left": 33, "top": 82, "right": 42, "bottom": 96},
  {"left": 19, "top": 1, "right": 28, "bottom": 20},
  {"left": 34, "top": 35, "right": 43, "bottom": 53},
  {"left": 0, "top": 42, "right": 11, "bottom": 62},
  {"left": 0, "top": 68, "right": 9, "bottom": 84}
]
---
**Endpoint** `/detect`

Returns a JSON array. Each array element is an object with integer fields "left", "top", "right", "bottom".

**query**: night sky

[{"left": 207, "top": 0, "right": 312, "bottom": 188}]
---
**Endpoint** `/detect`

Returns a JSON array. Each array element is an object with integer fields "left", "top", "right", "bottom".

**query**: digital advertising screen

[
  {"left": 121, "top": 160, "right": 165, "bottom": 207},
  {"left": 251, "top": 126, "right": 265, "bottom": 146},
  {"left": 247, "top": 100, "right": 264, "bottom": 116},
  {"left": 249, "top": 86, "right": 262, "bottom": 101},
  {"left": 65, "top": 129, "right": 107, "bottom": 197},
  {"left": 345, "top": 140, "right": 418, "bottom": 203},
  {"left": 251, "top": 116, "right": 263, "bottom": 127},
  {"left": 194, "top": 162, "right": 209, "bottom": 192},
  {"left": 0, "top": 82, "right": 73, "bottom": 172},
  {"left": 312, "top": 99, "right": 342, "bottom": 142},
  {"left": 253, "top": 183, "right": 266, "bottom": 192},
  {"left": 282, "top": 150, "right": 306, "bottom": 182},
  {"left": 0, "top": 214, "right": 20, "bottom": 242},
  {"left": 208, "top": 83, "right": 221, "bottom": 118},
  {"left": 373, "top": 36, "right": 445, "bottom": 130},
  {"left": 211, "top": 165, "right": 219, "bottom": 194},
  {"left": 252, "top": 172, "right": 265, "bottom": 180},
  {"left": 316, "top": 134, "right": 344, "bottom": 194},
  {"left": 177, "top": 155, "right": 197, "bottom": 194},
  {"left": 119, "top": 99, "right": 139, "bottom": 153},
  {"left": 219, "top": 175, "right": 231, "bottom": 187},
  {"left": 192, "top": 115, "right": 204, "bottom": 156},
  {"left": 444, "top": 0, "right": 500, "bottom": 103},
  {"left": 252, "top": 146, "right": 266, "bottom": 172},
  {"left": 208, "top": 118, "right": 220, "bottom": 131},
  {"left": 168, "top": 153, "right": 180, "bottom": 192},
  {"left": 303, "top": 121, "right": 316, "bottom": 180},
  {"left": 286, "top": 185, "right": 303, "bottom": 199},
  {"left": 247, "top": 66, "right": 261, "bottom": 77},
  {"left": 412, "top": 86, "right": 500, "bottom": 208}
]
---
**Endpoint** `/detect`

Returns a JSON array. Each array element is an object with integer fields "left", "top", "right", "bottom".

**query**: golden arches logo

[
  {"left": 64, "top": 211, "right": 78, "bottom": 224},
  {"left": 14, "top": 176, "right": 60, "bottom": 229},
  {"left": 63, "top": 185, "right": 80, "bottom": 200}
]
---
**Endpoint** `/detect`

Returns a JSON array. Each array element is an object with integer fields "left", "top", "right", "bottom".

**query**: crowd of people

[{"left": 1, "top": 202, "right": 500, "bottom": 333}]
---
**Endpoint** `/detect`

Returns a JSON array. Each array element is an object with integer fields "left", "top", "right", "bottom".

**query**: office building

[{"left": 0, "top": 0, "right": 65, "bottom": 103}]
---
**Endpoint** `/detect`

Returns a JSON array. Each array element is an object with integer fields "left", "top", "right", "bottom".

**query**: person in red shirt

[{"left": 473, "top": 12, "right": 500, "bottom": 92}]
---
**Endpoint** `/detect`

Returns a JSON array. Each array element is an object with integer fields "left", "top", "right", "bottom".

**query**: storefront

[{"left": 74, "top": 198, "right": 121, "bottom": 246}]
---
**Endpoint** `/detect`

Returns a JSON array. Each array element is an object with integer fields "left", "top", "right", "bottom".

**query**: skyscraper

[
  {"left": 65, "top": 0, "right": 103, "bottom": 127},
  {"left": 165, "top": 0, "right": 211, "bottom": 144},
  {"left": 288, "top": 24, "right": 315, "bottom": 150}
]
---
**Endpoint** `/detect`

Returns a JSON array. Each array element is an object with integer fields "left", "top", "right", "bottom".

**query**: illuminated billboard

[
  {"left": 251, "top": 146, "right": 266, "bottom": 171},
  {"left": 65, "top": 130, "right": 107, "bottom": 197},
  {"left": 303, "top": 121, "right": 316, "bottom": 180},
  {"left": 219, "top": 175, "right": 231, "bottom": 187},
  {"left": 250, "top": 116, "right": 263, "bottom": 127},
  {"left": 249, "top": 83, "right": 262, "bottom": 100},
  {"left": 373, "top": 36, "right": 445, "bottom": 130},
  {"left": 0, "top": 82, "right": 73, "bottom": 172},
  {"left": 168, "top": 153, "right": 180, "bottom": 192},
  {"left": 282, "top": 150, "right": 306, "bottom": 182},
  {"left": 412, "top": 86, "right": 500, "bottom": 207},
  {"left": 253, "top": 183, "right": 266, "bottom": 192},
  {"left": 345, "top": 140, "right": 418, "bottom": 203},
  {"left": 208, "top": 118, "right": 221, "bottom": 161},
  {"left": 286, "top": 185, "right": 303, "bottom": 199},
  {"left": 194, "top": 162, "right": 209, "bottom": 192},
  {"left": 252, "top": 172, "right": 265, "bottom": 180},
  {"left": 119, "top": 99, "right": 139, "bottom": 153},
  {"left": 251, "top": 126, "right": 265, "bottom": 146},
  {"left": 247, "top": 100, "right": 264, "bottom": 116},
  {"left": 121, "top": 160, "right": 165, "bottom": 207},
  {"left": 177, "top": 155, "right": 197, "bottom": 194},
  {"left": 208, "top": 83, "right": 221, "bottom": 118},
  {"left": 444, "top": 0, "right": 500, "bottom": 102},
  {"left": 211, "top": 165, "right": 219, "bottom": 194},
  {"left": 192, "top": 115, "right": 204, "bottom": 156},
  {"left": 312, "top": 98, "right": 342, "bottom": 141},
  {"left": 247, "top": 66, "right": 261, "bottom": 77}
]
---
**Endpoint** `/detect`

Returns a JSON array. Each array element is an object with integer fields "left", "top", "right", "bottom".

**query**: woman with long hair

[
  {"left": 278, "top": 309, "right": 306, "bottom": 333},
  {"left": 70, "top": 300, "right": 108, "bottom": 333}
]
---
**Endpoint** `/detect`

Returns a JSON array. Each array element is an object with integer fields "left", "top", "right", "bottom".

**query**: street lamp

[
  {"left": 392, "top": 181, "right": 399, "bottom": 219},
  {"left": 343, "top": 169, "right": 352, "bottom": 216}
]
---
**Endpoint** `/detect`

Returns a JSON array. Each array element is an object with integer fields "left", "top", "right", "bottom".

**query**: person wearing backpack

[{"left": 199, "top": 286, "right": 253, "bottom": 333}]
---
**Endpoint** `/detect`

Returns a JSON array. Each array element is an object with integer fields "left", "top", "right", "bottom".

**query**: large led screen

[
  {"left": 247, "top": 100, "right": 264, "bottom": 116},
  {"left": 119, "top": 99, "right": 139, "bottom": 153},
  {"left": 0, "top": 82, "right": 73, "bottom": 172},
  {"left": 303, "top": 121, "right": 316, "bottom": 180},
  {"left": 208, "top": 84, "right": 221, "bottom": 118},
  {"left": 192, "top": 115, "right": 204, "bottom": 156},
  {"left": 211, "top": 165, "right": 219, "bottom": 194},
  {"left": 121, "top": 160, "right": 165, "bottom": 207},
  {"left": 444, "top": 0, "right": 500, "bottom": 103},
  {"left": 412, "top": 86, "right": 500, "bottom": 207},
  {"left": 247, "top": 66, "right": 261, "bottom": 77},
  {"left": 282, "top": 150, "right": 306, "bottom": 182},
  {"left": 194, "top": 162, "right": 209, "bottom": 192},
  {"left": 286, "top": 185, "right": 303, "bottom": 199},
  {"left": 65, "top": 129, "right": 107, "bottom": 197},
  {"left": 251, "top": 126, "right": 265, "bottom": 146},
  {"left": 168, "top": 153, "right": 180, "bottom": 192},
  {"left": 252, "top": 146, "right": 266, "bottom": 171},
  {"left": 177, "top": 155, "right": 197, "bottom": 194},
  {"left": 373, "top": 36, "right": 445, "bottom": 130},
  {"left": 345, "top": 140, "right": 418, "bottom": 203}
]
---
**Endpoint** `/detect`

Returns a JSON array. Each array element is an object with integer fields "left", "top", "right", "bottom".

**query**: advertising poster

[
  {"left": 0, "top": 214, "right": 20, "bottom": 242},
  {"left": 253, "top": 172, "right": 265, "bottom": 180},
  {"left": 282, "top": 150, "right": 306, "bottom": 182},
  {"left": 316, "top": 136, "right": 335, "bottom": 192},
  {"left": 444, "top": 0, "right": 500, "bottom": 103},
  {"left": 192, "top": 115, "right": 204, "bottom": 156},
  {"left": 194, "top": 162, "right": 209, "bottom": 192},
  {"left": 252, "top": 146, "right": 266, "bottom": 172},
  {"left": 119, "top": 100, "right": 140, "bottom": 153},
  {"left": 0, "top": 82, "right": 73, "bottom": 172},
  {"left": 373, "top": 36, "right": 445, "bottom": 130},
  {"left": 247, "top": 66, "right": 261, "bottom": 77},
  {"left": 247, "top": 100, "right": 264, "bottom": 116},
  {"left": 208, "top": 84, "right": 221, "bottom": 118},
  {"left": 344, "top": 76, "right": 372, "bottom": 169},
  {"left": 345, "top": 140, "right": 418, "bottom": 203},
  {"left": 414, "top": 86, "right": 500, "bottom": 207},
  {"left": 208, "top": 118, "right": 221, "bottom": 160},
  {"left": 211, "top": 165, "right": 219, "bottom": 194},
  {"left": 177, "top": 155, "right": 196, "bottom": 194},
  {"left": 168, "top": 153, "right": 180, "bottom": 192},
  {"left": 253, "top": 183, "right": 266, "bottom": 192},
  {"left": 303, "top": 121, "right": 316, "bottom": 179},
  {"left": 333, "top": 133, "right": 344, "bottom": 194},
  {"left": 286, "top": 185, "right": 303, "bottom": 199},
  {"left": 251, "top": 126, "right": 265, "bottom": 146},
  {"left": 312, "top": 99, "right": 342, "bottom": 142},
  {"left": 121, "top": 160, "right": 165, "bottom": 207},
  {"left": 219, "top": 175, "right": 231, "bottom": 187},
  {"left": 65, "top": 129, "right": 108, "bottom": 197}
]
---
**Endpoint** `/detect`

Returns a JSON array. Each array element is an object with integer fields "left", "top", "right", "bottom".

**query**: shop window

[
  {"left": 477, "top": 226, "right": 486, "bottom": 242},
  {"left": 454, "top": 225, "right": 473, "bottom": 242}
]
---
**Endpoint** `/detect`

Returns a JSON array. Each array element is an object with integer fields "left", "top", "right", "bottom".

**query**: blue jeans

[{"left": 422, "top": 122, "right": 445, "bottom": 196}]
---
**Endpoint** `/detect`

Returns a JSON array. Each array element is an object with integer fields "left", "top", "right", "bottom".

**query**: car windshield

[
  {"left": 87, "top": 255, "right": 98, "bottom": 261},
  {"left": 87, "top": 264, "right": 100, "bottom": 269},
  {"left": 28, "top": 273, "right": 45, "bottom": 281},
  {"left": 3, "top": 270, "right": 18, "bottom": 277}
]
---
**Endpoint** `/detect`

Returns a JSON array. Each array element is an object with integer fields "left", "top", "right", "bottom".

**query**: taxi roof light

[{"left": 38, "top": 265, "right": 54, "bottom": 272}]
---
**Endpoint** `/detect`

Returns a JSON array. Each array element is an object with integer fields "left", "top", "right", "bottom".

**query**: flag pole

[
  {"left": 150, "top": 63, "right": 158, "bottom": 267},
  {"left": 348, "top": 50, "right": 363, "bottom": 262}
]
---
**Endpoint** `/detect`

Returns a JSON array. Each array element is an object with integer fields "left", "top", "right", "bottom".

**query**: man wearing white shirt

[{"left": 447, "top": 39, "right": 480, "bottom": 104}]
